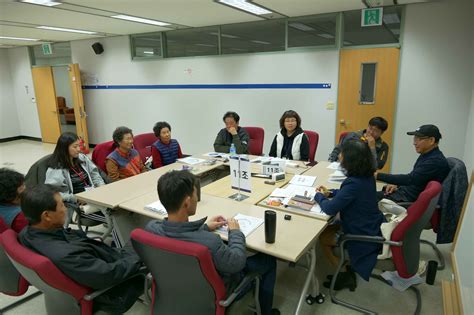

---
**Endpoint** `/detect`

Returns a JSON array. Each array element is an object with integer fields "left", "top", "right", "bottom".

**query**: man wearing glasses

[{"left": 376, "top": 124, "right": 449, "bottom": 202}]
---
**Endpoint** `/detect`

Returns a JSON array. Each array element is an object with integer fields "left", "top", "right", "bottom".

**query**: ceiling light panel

[
  {"left": 20, "top": 0, "right": 62, "bottom": 7},
  {"left": 36, "top": 26, "right": 97, "bottom": 34},
  {"left": 111, "top": 15, "right": 170, "bottom": 26},
  {"left": 217, "top": 0, "right": 272, "bottom": 15}
]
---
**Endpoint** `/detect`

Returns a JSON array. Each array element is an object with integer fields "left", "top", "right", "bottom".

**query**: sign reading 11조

[{"left": 361, "top": 7, "right": 383, "bottom": 27}]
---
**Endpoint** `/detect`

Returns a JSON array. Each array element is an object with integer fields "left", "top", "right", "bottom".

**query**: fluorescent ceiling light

[
  {"left": 251, "top": 40, "right": 270, "bottom": 45},
  {"left": 288, "top": 22, "right": 315, "bottom": 32},
  {"left": 37, "top": 26, "right": 96, "bottom": 34},
  {"left": 0, "top": 36, "right": 39, "bottom": 41},
  {"left": 217, "top": 0, "right": 272, "bottom": 15},
  {"left": 317, "top": 33, "right": 335, "bottom": 39},
  {"left": 143, "top": 51, "right": 154, "bottom": 54},
  {"left": 383, "top": 13, "right": 400, "bottom": 24},
  {"left": 209, "top": 32, "right": 239, "bottom": 39},
  {"left": 111, "top": 15, "right": 170, "bottom": 26},
  {"left": 20, "top": 0, "right": 62, "bottom": 6}
]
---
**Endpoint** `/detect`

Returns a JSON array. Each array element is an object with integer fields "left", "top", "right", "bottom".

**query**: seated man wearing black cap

[{"left": 375, "top": 124, "right": 449, "bottom": 203}]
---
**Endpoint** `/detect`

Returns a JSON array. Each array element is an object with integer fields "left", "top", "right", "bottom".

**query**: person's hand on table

[
  {"left": 384, "top": 184, "right": 398, "bottom": 195},
  {"left": 227, "top": 218, "right": 241, "bottom": 231},
  {"left": 207, "top": 215, "right": 227, "bottom": 231}
]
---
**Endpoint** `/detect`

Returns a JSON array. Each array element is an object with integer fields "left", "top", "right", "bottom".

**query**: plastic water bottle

[{"left": 229, "top": 143, "right": 237, "bottom": 156}]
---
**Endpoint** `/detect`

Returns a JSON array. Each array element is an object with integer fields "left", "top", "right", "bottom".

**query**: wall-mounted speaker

[{"left": 92, "top": 42, "right": 104, "bottom": 55}]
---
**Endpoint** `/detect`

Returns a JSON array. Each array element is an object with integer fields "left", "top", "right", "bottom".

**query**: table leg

[{"left": 295, "top": 244, "right": 317, "bottom": 314}]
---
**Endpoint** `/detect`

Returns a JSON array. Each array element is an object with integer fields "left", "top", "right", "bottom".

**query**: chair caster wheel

[{"left": 306, "top": 293, "right": 325, "bottom": 305}]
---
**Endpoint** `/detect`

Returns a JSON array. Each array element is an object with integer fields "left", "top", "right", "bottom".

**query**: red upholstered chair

[
  {"left": 131, "top": 229, "right": 261, "bottom": 315},
  {"left": 242, "top": 127, "right": 265, "bottom": 156},
  {"left": 2, "top": 229, "right": 143, "bottom": 315},
  {"left": 329, "top": 181, "right": 442, "bottom": 314},
  {"left": 338, "top": 131, "right": 350, "bottom": 144},
  {"left": 303, "top": 130, "right": 319, "bottom": 162},
  {"left": 133, "top": 133, "right": 158, "bottom": 164},
  {"left": 91, "top": 140, "right": 115, "bottom": 173},
  {"left": 0, "top": 223, "right": 42, "bottom": 313}
]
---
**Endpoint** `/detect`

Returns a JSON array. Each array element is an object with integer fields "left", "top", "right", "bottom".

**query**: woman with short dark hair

[
  {"left": 151, "top": 121, "right": 183, "bottom": 169},
  {"left": 0, "top": 168, "right": 28, "bottom": 232},
  {"left": 269, "top": 110, "right": 309, "bottom": 161},
  {"left": 315, "top": 139, "right": 384, "bottom": 291},
  {"left": 106, "top": 126, "right": 146, "bottom": 181}
]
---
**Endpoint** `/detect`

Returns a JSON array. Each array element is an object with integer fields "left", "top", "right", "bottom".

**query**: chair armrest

[
  {"left": 219, "top": 272, "right": 260, "bottom": 307},
  {"left": 339, "top": 234, "right": 402, "bottom": 247},
  {"left": 83, "top": 267, "right": 148, "bottom": 301}
]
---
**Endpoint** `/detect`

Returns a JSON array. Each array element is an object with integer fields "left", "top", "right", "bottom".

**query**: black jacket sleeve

[
  {"left": 300, "top": 134, "right": 310, "bottom": 161},
  {"left": 269, "top": 135, "right": 277, "bottom": 157},
  {"left": 376, "top": 142, "right": 389, "bottom": 169}
]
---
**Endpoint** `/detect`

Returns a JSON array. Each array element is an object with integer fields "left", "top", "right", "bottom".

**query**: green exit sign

[
  {"left": 361, "top": 7, "right": 383, "bottom": 27},
  {"left": 41, "top": 43, "right": 53, "bottom": 55}
]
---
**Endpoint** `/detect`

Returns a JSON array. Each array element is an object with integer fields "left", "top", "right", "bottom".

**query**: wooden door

[
  {"left": 336, "top": 47, "right": 400, "bottom": 173},
  {"left": 31, "top": 67, "right": 61, "bottom": 143},
  {"left": 68, "top": 63, "right": 90, "bottom": 152}
]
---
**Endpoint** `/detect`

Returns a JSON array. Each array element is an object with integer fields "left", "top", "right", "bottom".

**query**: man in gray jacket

[{"left": 146, "top": 170, "right": 279, "bottom": 315}]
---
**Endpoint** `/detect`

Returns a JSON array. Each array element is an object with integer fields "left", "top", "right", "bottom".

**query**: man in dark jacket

[
  {"left": 19, "top": 184, "right": 144, "bottom": 314},
  {"left": 146, "top": 170, "right": 279, "bottom": 315},
  {"left": 213, "top": 111, "right": 249, "bottom": 154},
  {"left": 376, "top": 124, "right": 449, "bottom": 202},
  {"left": 329, "top": 116, "right": 389, "bottom": 169}
]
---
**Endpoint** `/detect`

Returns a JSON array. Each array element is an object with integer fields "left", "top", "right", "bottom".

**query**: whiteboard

[{"left": 453, "top": 173, "right": 474, "bottom": 314}]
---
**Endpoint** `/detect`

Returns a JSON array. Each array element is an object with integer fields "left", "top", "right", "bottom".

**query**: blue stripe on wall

[{"left": 82, "top": 83, "right": 331, "bottom": 90}]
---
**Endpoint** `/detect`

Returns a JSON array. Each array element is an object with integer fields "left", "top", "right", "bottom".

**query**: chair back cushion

[
  {"left": 131, "top": 229, "right": 226, "bottom": 315},
  {"left": 24, "top": 154, "right": 52, "bottom": 188},
  {"left": 390, "top": 181, "right": 442, "bottom": 278},
  {"left": 133, "top": 133, "right": 158, "bottom": 151},
  {"left": 1, "top": 230, "right": 92, "bottom": 314},
  {"left": 303, "top": 130, "right": 319, "bottom": 162},
  {"left": 242, "top": 127, "right": 264, "bottom": 156},
  {"left": 0, "top": 228, "right": 29, "bottom": 296},
  {"left": 91, "top": 141, "right": 115, "bottom": 172}
]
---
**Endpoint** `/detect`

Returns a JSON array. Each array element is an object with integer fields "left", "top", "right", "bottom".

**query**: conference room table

[{"left": 75, "top": 157, "right": 225, "bottom": 209}]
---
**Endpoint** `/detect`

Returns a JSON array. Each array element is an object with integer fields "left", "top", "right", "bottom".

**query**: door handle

[{"left": 339, "top": 119, "right": 346, "bottom": 125}]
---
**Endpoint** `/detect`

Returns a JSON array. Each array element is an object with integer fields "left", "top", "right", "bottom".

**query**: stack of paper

[
  {"left": 177, "top": 157, "right": 206, "bottom": 165},
  {"left": 328, "top": 170, "right": 347, "bottom": 184},
  {"left": 289, "top": 175, "right": 316, "bottom": 187},
  {"left": 216, "top": 213, "right": 264, "bottom": 237},
  {"left": 145, "top": 200, "right": 167, "bottom": 215}
]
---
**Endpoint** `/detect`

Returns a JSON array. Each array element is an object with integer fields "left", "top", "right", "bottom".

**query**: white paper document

[
  {"left": 309, "top": 203, "right": 330, "bottom": 220},
  {"left": 216, "top": 213, "right": 264, "bottom": 237},
  {"left": 145, "top": 200, "right": 167, "bottom": 215},
  {"left": 327, "top": 162, "right": 342, "bottom": 170},
  {"left": 203, "top": 152, "right": 228, "bottom": 158},
  {"left": 328, "top": 170, "right": 347, "bottom": 184},
  {"left": 289, "top": 175, "right": 316, "bottom": 187},
  {"left": 270, "top": 184, "right": 315, "bottom": 199},
  {"left": 177, "top": 157, "right": 206, "bottom": 165}
]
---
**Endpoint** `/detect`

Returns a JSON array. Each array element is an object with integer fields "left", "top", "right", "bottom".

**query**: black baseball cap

[{"left": 407, "top": 124, "right": 442, "bottom": 141}]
